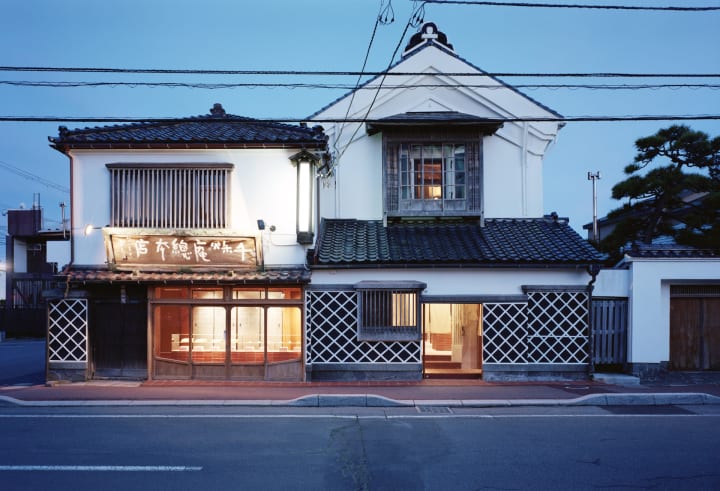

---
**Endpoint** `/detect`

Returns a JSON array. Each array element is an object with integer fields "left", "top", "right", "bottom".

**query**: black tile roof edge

[
  {"left": 49, "top": 104, "right": 328, "bottom": 146},
  {"left": 309, "top": 217, "right": 603, "bottom": 267}
]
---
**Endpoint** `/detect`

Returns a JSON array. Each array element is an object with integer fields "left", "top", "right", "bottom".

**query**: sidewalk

[
  {"left": 2, "top": 340, "right": 720, "bottom": 408},
  {"left": 2, "top": 375, "right": 720, "bottom": 408}
]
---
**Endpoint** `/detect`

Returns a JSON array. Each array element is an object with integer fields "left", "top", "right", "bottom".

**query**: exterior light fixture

[
  {"left": 83, "top": 224, "right": 105, "bottom": 236},
  {"left": 289, "top": 150, "right": 319, "bottom": 245}
]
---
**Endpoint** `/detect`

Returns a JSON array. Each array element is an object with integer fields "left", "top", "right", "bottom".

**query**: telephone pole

[{"left": 587, "top": 171, "right": 601, "bottom": 243}]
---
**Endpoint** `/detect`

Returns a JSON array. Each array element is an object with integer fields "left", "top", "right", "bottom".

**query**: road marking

[{"left": 0, "top": 465, "right": 202, "bottom": 472}]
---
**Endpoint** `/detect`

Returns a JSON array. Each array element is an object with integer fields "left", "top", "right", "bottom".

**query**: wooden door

[{"left": 670, "top": 295, "right": 720, "bottom": 370}]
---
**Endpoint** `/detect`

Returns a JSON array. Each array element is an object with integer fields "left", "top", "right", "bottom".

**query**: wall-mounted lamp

[
  {"left": 83, "top": 224, "right": 105, "bottom": 236},
  {"left": 289, "top": 150, "right": 319, "bottom": 245}
]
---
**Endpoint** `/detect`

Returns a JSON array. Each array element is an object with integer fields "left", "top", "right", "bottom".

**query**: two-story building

[
  {"left": 47, "top": 22, "right": 602, "bottom": 383},
  {"left": 47, "top": 104, "right": 327, "bottom": 381}
]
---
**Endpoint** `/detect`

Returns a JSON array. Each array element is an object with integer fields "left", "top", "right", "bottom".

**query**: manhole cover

[{"left": 417, "top": 406, "right": 453, "bottom": 414}]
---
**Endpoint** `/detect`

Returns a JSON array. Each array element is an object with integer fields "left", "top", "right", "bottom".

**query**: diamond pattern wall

[
  {"left": 483, "top": 303, "right": 528, "bottom": 363},
  {"left": 526, "top": 290, "right": 589, "bottom": 364},
  {"left": 306, "top": 290, "right": 421, "bottom": 364},
  {"left": 48, "top": 299, "right": 88, "bottom": 363}
]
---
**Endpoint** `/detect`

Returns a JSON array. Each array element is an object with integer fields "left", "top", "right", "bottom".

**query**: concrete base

[
  {"left": 308, "top": 363, "right": 423, "bottom": 382},
  {"left": 47, "top": 368, "right": 88, "bottom": 383},
  {"left": 483, "top": 363, "right": 589, "bottom": 382}
]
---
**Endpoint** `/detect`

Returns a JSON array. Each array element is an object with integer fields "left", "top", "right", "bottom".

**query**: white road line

[
  {"left": 0, "top": 465, "right": 202, "bottom": 472},
  {"left": 0, "top": 413, "right": 718, "bottom": 420}
]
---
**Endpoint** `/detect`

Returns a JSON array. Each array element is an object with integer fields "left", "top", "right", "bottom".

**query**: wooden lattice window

[
  {"left": 107, "top": 163, "right": 232, "bottom": 228},
  {"left": 355, "top": 281, "right": 425, "bottom": 341},
  {"left": 384, "top": 131, "right": 481, "bottom": 217}
]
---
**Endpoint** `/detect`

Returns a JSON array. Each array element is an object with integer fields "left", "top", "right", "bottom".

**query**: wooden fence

[{"left": 591, "top": 298, "right": 628, "bottom": 366}]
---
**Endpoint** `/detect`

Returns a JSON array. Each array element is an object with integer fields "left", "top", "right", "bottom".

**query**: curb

[{"left": 2, "top": 392, "right": 720, "bottom": 408}]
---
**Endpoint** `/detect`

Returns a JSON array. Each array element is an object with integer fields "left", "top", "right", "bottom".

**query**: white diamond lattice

[
  {"left": 306, "top": 290, "right": 421, "bottom": 363},
  {"left": 48, "top": 298, "right": 88, "bottom": 363},
  {"left": 526, "top": 291, "right": 589, "bottom": 363},
  {"left": 483, "top": 303, "right": 528, "bottom": 363}
]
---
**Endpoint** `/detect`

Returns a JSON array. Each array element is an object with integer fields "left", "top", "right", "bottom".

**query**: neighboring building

[
  {"left": 47, "top": 104, "right": 327, "bottom": 380},
  {"left": 2, "top": 202, "right": 69, "bottom": 337},
  {"left": 47, "top": 22, "right": 603, "bottom": 383},
  {"left": 592, "top": 240, "right": 720, "bottom": 378},
  {"left": 585, "top": 190, "right": 719, "bottom": 378},
  {"left": 305, "top": 23, "right": 601, "bottom": 381}
]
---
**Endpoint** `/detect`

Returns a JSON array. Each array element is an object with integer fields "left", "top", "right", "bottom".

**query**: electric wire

[
  {"left": 2, "top": 80, "right": 719, "bottom": 90},
  {"left": 0, "top": 160, "right": 70, "bottom": 194},
  {"left": 3, "top": 114, "right": 718, "bottom": 123},
  {"left": 333, "top": 0, "right": 385, "bottom": 165},
  {"left": 419, "top": 0, "right": 720, "bottom": 11},
  {"left": 334, "top": 1, "right": 426, "bottom": 163},
  {"left": 2, "top": 66, "right": 718, "bottom": 78}
]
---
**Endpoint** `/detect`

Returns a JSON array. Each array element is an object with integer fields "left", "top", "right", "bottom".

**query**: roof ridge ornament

[
  {"left": 403, "top": 22, "right": 454, "bottom": 57},
  {"left": 209, "top": 103, "right": 227, "bottom": 117}
]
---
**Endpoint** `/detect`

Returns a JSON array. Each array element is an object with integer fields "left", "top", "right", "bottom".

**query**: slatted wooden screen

[{"left": 591, "top": 298, "right": 628, "bottom": 365}]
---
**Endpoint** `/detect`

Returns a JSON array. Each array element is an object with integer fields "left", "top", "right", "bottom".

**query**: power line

[
  {"left": 1, "top": 66, "right": 718, "bottom": 78},
  {"left": 0, "top": 160, "right": 69, "bottom": 194},
  {"left": 2, "top": 114, "right": 719, "bottom": 123},
  {"left": 2, "top": 80, "right": 719, "bottom": 90},
  {"left": 420, "top": 0, "right": 720, "bottom": 11}
]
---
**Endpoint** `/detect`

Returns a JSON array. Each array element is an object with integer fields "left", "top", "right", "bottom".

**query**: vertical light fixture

[{"left": 289, "top": 150, "right": 319, "bottom": 244}]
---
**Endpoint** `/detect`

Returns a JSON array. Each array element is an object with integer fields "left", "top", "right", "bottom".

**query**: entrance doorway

[{"left": 423, "top": 303, "right": 482, "bottom": 378}]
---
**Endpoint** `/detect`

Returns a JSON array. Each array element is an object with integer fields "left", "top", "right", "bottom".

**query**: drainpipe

[{"left": 586, "top": 263, "right": 601, "bottom": 377}]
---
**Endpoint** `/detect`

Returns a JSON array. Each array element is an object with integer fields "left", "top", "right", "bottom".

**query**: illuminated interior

[{"left": 153, "top": 286, "right": 302, "bottom": 366}]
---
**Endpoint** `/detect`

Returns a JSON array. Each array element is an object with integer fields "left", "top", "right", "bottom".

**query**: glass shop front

[{"left": 151, "top": 285, "right": 304, "bottom": 381}]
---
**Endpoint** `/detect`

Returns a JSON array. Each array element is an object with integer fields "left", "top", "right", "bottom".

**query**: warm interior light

[{"left": 297, "top": 160, "right": 311, "bottom": 233}]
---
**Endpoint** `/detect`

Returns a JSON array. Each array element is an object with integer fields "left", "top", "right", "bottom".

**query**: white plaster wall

[
  {"left": 591, "top": 268, "right": 630, "bottom": 297},
  {"left": 626, "top": 258, "right": 720, "bottom": 364},
  {"left": 69, "top": 148, "right": 309, "bottom": 267},
  {"left": 311, "top": 268, "right": 591, "bottom": 296},
  {"left": 310, "top": 44, "right": 561, "bottom": 221},
  {"left": 0, "top": 270, "right": 5, "bottom": 301}
]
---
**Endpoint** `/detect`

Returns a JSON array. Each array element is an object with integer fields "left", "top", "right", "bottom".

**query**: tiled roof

[
  {"left": 365, "top": 112, "right": 504, "bottom": 136},
  {"left": 62, "top": 267, "right": 311, "bottom": 284},
  {"left": 50, "top": 103, "right": 327, "bottom": 151},
  {"left": 624, "top": 243, "right": 719, "bottom": 259},
  {"left": 310, "top": 217, "right": 602, "bottom": 267}
]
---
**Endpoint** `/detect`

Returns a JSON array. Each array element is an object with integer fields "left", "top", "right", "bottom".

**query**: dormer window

[
  {"left": 382, "top": 131, "right": 482, "bottom": 217},
  {"left": 399, "top": 143, "right": 466, "bottom": 208}
]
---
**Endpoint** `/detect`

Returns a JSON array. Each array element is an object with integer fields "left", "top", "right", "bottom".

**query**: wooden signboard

[{"left": 107, "top": 234, "right": 258, "bottom": 268}]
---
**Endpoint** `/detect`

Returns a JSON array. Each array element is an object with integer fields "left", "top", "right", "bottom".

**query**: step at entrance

[{"left": 424, "top": 368, "right": 483, "bottom": 380}]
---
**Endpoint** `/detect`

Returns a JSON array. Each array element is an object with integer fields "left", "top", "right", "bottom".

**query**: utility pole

[{"left": 587, "top": 171, "right": 601, "bottom": 243}]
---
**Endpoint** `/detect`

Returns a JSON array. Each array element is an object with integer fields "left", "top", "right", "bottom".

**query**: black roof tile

[
  {"left": 50, "top": 103, "right": 327, "bottom": 152},
  {"left": 311, "top": 217, "right": 602, "bottom": 267}
]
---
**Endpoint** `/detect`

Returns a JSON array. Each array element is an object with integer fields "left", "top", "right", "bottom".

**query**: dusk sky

[{"left": 1, "top": 0, "right": 719, "bottom": 265}]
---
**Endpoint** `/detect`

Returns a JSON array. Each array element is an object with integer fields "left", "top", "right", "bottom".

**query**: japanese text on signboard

[{"left": 109, "top": 235, "right": 257, "bottom": 267}]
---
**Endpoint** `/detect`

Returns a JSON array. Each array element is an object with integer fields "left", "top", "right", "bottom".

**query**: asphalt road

[
  {"left": 0, "top": 339, "right": 45, "bottom": 386},
  {"left": 1, "top": 405, "right": 720, "bottom": 490}
]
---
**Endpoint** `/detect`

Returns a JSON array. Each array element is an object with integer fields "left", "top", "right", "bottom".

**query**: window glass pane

[
  {"left": 154, "top": 304, "right": 190, "bottom": 361},
  {"left": 399, "top": 144, "right": 410, "bottom": 200},
  {"left": 268, "top": 287, "right": 302, "bottom": 300},
  {"left": 267, "top": 307, "right": 302, "bottom": 362},
  {"left": 191, "top": 307, "right": 226, "bottom": 363},
  {"left": 230, "top": 306, "right": 264, "bottom": 364},
  {"left": 192, "top": 288, "right": 223, "bottom": 299},
  {"left": 233, "top": 288, "right": 265, "bottom": 299}
]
